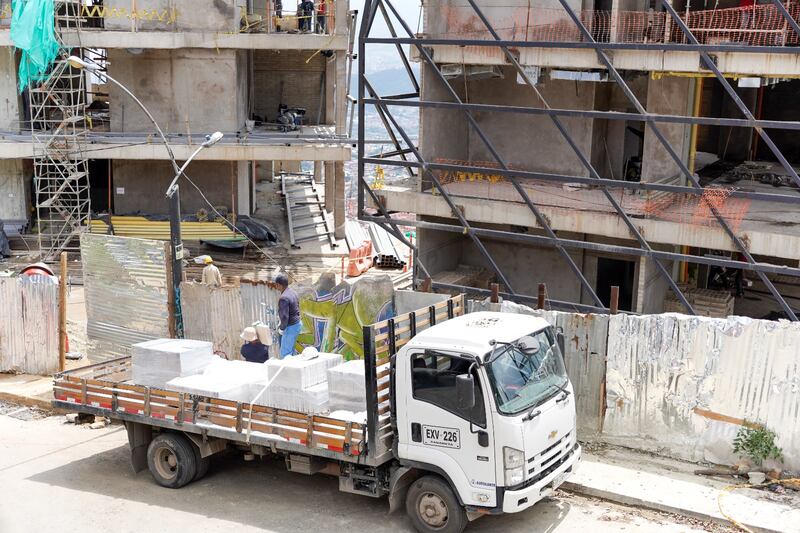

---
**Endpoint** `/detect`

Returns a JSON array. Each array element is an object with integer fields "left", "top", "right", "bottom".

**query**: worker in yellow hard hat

[{"left": 201, "top": 256, "right": 222, "bottom": 287}]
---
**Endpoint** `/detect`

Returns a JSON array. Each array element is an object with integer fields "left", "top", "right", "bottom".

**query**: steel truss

[
  {"left": 357, "top": 0, "right": 800, "bottom": 318},
  {"left": 31, "top": 0, "right": 90, "bottom": 260}
]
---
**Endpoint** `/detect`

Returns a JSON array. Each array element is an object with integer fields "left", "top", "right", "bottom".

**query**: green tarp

[{"left": 10, "top": 0, "right": 59, "bottom": 92}]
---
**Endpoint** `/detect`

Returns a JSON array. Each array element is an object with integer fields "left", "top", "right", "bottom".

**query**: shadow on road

[{"left": 28, "top": 442, "right": 571, "bottom": 532}]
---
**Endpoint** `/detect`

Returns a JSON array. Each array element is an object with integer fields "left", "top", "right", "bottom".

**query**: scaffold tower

[{"left": 30, "top": 0, "right": 89, "bottom": 260}]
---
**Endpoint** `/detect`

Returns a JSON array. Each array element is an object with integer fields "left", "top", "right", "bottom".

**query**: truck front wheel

[
  {"left": 146, "top": 433, "right": 198, "bottom": 488},
  {"left": 406, "top": 475, "right": 468, "bottom": 533}
]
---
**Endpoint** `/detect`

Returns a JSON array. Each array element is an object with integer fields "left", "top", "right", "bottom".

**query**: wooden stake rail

[
  {"left": 53, "top": 358, "right": 365, "bottom": 456},
  {"left": 363, "top": 295, "right": 466, "bottom": 460}
]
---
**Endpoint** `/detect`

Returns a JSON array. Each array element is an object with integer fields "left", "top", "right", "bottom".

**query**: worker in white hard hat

[
  {"left": 201, "top": 256, "right": 222, "bottom": 287},
  {"left": 240, "top": 326, "right": 269, "bottom": 363}
]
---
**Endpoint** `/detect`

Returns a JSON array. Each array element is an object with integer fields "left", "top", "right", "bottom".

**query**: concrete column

[
  {"left": 324, "top": 161, "right": 335, "bottom": 213},
  {"left": 237, "top": 160, "right": 250, "bottom": 216},
  {"left": 641, "top": 76, "right": 692, "bottom": 184},
  {"left": 334, "top": 161, "right": 345, "bottom": 240},
  {"left": 0, "top": 160, "right": 28, "bottom": 223},
  {"left": 313, "top": 161, "right": 322, "bottom": 184}
]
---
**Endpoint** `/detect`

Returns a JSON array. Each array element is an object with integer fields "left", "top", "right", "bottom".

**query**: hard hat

[
  {"left": 204, "top": 256, "right": 214, "bottom": 264},
  {"left": 240, "top": 327, "right": 257, "bottom": 342}
]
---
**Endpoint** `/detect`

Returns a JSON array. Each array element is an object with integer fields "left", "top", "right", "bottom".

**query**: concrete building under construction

[
  {"left": 0, "top": 0, "right": 352, "bottom": 259},
  {"left": 358, "top": 0, "right": 800, "bottom": 319}
]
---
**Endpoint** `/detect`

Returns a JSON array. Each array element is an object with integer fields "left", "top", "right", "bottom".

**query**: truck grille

[{"left": 527, "top": 431, "right": 573, "bottom": 478}]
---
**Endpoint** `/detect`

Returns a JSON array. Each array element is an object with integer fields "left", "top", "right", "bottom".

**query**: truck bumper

[{"left": 501, "top": 442, "right": 581, "bottom": 514}]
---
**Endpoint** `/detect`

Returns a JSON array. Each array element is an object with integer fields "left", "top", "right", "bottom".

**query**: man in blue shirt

[
  {"left": 276, "top": 272, "right": 302, "bottom": 358},
  {"left": 240, "top": 327, "right": 269, "bottom": 363}
]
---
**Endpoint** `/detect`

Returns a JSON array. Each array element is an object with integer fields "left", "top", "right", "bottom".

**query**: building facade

[
  {"left": 0, "top": 0, "right": 352, "bottom": 257},
  {"left": 359, "top": 0, "right": 800, "bottom": 319}
]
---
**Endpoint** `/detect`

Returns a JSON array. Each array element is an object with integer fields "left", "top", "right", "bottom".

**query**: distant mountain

[{"left": 351, "top": 65, "right": 420, "bottom": 97}]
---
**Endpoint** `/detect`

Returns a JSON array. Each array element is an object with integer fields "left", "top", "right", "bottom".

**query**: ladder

[{"left": 279, "top": 172, "right": 336, "bottom": 249}]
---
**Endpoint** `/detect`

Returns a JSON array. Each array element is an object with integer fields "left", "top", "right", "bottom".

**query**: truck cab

[{"left": 393, "top": 312, "right": 581, "bottom": 532}]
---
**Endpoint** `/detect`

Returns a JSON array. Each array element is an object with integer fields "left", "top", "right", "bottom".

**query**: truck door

[{"left": 397, "top": 350, "right": 497, "bottom": 507}]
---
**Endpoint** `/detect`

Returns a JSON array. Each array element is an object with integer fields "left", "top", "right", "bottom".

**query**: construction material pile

[
  {"left": 261, "top": 352, "right": 342, "bottom": 413},
  {"left": 131, "top": 339, "right": 370, "bottom": 420},
  {"left": 132, "top": 339, "right": 216, "bottom": 388},
  {"left": 327, "top": 360, "right": 367, "bottom": 413}
]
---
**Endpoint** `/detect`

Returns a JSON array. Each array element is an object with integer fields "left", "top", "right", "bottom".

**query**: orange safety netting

[{"left": 433, "top": 4, "right": 800, "bottom": 48}]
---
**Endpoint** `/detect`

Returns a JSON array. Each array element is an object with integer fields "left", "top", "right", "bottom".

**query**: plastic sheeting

[
  {"left": 82, "top": 233, "right": 171, "bottom": 362},
  {"left": 11, "top": 0, "right": 60, "bottom": 92},
  {"left": 0, "top": 275, "right": 59, "bottom": 375}
]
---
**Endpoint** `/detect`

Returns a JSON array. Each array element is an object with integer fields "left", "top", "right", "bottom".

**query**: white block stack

[
  {"left": 131, "top": 339, "right": 216, "bottom": 388},
  {"left": 166, "top": 359, "right": 270, "bottom": 399},
  {"left": 327, "top": 360, "right": 367, "bottom": 413},
  {"left": 259, "top": 352, "right": 343, "bottom": 413}
]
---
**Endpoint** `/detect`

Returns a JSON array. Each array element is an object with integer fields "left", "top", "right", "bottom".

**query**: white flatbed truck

[{"left": 53, "top": 295, "right": 581, "bottom": 532}]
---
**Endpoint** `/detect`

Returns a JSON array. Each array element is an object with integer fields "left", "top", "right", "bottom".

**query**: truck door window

[{"left": 411, "top": 353, "right": 486, "bottom": 427}]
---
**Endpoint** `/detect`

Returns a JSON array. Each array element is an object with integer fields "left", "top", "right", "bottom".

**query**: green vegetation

[{"left": 733, "top": 423, "right": 783, "bottom": 466}]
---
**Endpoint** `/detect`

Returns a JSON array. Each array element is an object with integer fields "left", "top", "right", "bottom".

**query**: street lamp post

[{"left": 68, "top": 55, "right": 223, "bottom": 336}]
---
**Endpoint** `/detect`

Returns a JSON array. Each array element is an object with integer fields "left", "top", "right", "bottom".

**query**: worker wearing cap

[
  {"left": 201, "top": 256, "right": 222, "bottom": 287},
  {"left": 275, "top": 272, "right": 301, "bottom": 358},
  {"left": 240, "top": 327, "right": 269, "bottom": 363}
]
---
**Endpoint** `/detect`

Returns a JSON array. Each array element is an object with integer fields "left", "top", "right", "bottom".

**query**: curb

[
  {"left": 562, "top": 480, "right": 777, "bottom": 533},
  {"left": 0, "top": 391, "right": 63, "bottom": 414}
]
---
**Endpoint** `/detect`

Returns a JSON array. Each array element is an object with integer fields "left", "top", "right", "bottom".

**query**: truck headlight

[{"left": 503, "top": 447, "right": 525, "bottom": 486}]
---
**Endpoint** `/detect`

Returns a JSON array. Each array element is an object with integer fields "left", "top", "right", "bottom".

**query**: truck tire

[
  {"left": 406, "top": 475, "right": 468, "bottom": 533},
  {"left": 192, "top": 445, "right": 211, "bottom": 481},
  {"left": 146, "top": 433, "right": 198, "bottom": 488}
]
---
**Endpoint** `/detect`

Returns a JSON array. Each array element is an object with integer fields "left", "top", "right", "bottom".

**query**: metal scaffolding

[
  {"left": 30, "top": 0, "right": 90, "bottom": 260},
  {"left": 356, "top": 0, "right": 800, "bottom": 319}
]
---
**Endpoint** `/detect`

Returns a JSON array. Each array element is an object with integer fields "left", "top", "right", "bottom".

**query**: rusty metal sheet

[
  {"left": 180, "top": 282, "right": 243, "bottom": 360},
  {"left": 0, "top": 275, "right": 59, "bottom": 375},
  {"left": 81, "top": 233, "right": 170, "bottom": 362}
]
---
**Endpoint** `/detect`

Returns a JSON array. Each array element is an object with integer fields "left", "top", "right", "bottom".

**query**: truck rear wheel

[
  {"left": 406, "top": 475, "right": 467, "bottom": 533},
  {"left": 146, "top": 433, "right": 198, "bottom": 488}
]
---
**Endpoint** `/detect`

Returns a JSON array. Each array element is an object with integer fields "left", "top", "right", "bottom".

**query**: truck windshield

[{"left": 485, "top": 328, "right": 568, "bottom": 415}]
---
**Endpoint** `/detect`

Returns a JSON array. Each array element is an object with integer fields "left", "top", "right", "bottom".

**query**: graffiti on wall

[{"left": 295, "top": 274, "right": 395, "bottom": 360}]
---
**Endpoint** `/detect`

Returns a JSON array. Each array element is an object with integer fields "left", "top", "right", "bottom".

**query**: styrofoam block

[
  {"left": 327, "top": 360, "right": 367, "bottom": 412},
  {"left": 260, "top": 382, "right": 330, "bottom": 414},
  {"left": 328, "top": 410, "right": 368, "bottom": 424},
  {"left": 131, "top": 338, "right": 216, "bottom": 388},
  {"left": 265, "top": 352, "right": 342, "bottom": 389},
  {"left": 166, "top": 374, "right": 251, "bottom": 399}
]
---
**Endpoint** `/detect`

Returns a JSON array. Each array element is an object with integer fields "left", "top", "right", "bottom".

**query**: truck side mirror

[
  {"left": 556, "top": 330, "right": 565, "bottom": 355},
  {"left": 456, "top": 374, "right": 475, "bottom": 411}
]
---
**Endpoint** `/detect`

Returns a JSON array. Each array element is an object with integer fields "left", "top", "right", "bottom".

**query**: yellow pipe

[{"left": 681, "top": 77, "right": 704, "bottom": 284}]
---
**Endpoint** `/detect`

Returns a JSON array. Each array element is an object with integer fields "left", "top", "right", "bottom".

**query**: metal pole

[
  {"left": 538, "top": 283, "right": 546, "bottom": 310},
  {"left": 610, "top": 286, "right": 620, "bottom": 315},
  {"left": 59, "top": 251, "right": 68, "bottom": 372}
]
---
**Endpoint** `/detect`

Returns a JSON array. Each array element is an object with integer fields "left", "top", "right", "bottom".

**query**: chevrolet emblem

[{"left": 548, "top": 430, "right": 558, "bottom": 440}]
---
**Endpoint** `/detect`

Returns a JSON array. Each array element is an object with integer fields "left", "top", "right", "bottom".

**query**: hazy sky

[
  {"left": 356, "top": 0, "right": 422, "bottom": 38},
  {"left": 354, "top": 0, "right": 423, "bottom": 72}
]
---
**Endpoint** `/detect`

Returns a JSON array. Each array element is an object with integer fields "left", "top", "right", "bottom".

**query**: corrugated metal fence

[
  {"left": 181, "top": 281, "right": 281, "bottom": 361},
  {"left": 0, "top": 276, "right": 59, "bottom": 375},
  {"left": 469, "top": 299, "right": 800, "bottom": 469},
  {"left": 82, "top": 233, "right": 171, "bottom": 362}
]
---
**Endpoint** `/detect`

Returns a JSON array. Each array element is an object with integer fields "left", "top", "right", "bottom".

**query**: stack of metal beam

[
  {"left": 368, "top": 223, "right": 407, "bottom": 269},
  {"left": 345, "top": 219, "right": 370, "bottom": 251}
]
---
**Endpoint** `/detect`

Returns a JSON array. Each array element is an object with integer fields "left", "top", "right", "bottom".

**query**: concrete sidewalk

[
  {"left": 0, "top": 373, "right": 56, "bottom": 411},
  {"left": 565, "top": 448, "right": 800, "bottom": 533}
]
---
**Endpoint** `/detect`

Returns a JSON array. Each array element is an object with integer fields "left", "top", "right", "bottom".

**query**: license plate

[{"left": 551, "top": 472, "right": 568, "bottom": 489}]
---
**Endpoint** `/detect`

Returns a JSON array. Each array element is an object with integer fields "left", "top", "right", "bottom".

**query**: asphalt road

[{"left": 0, "top": 408, "right": 722, "bottom": 533}]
